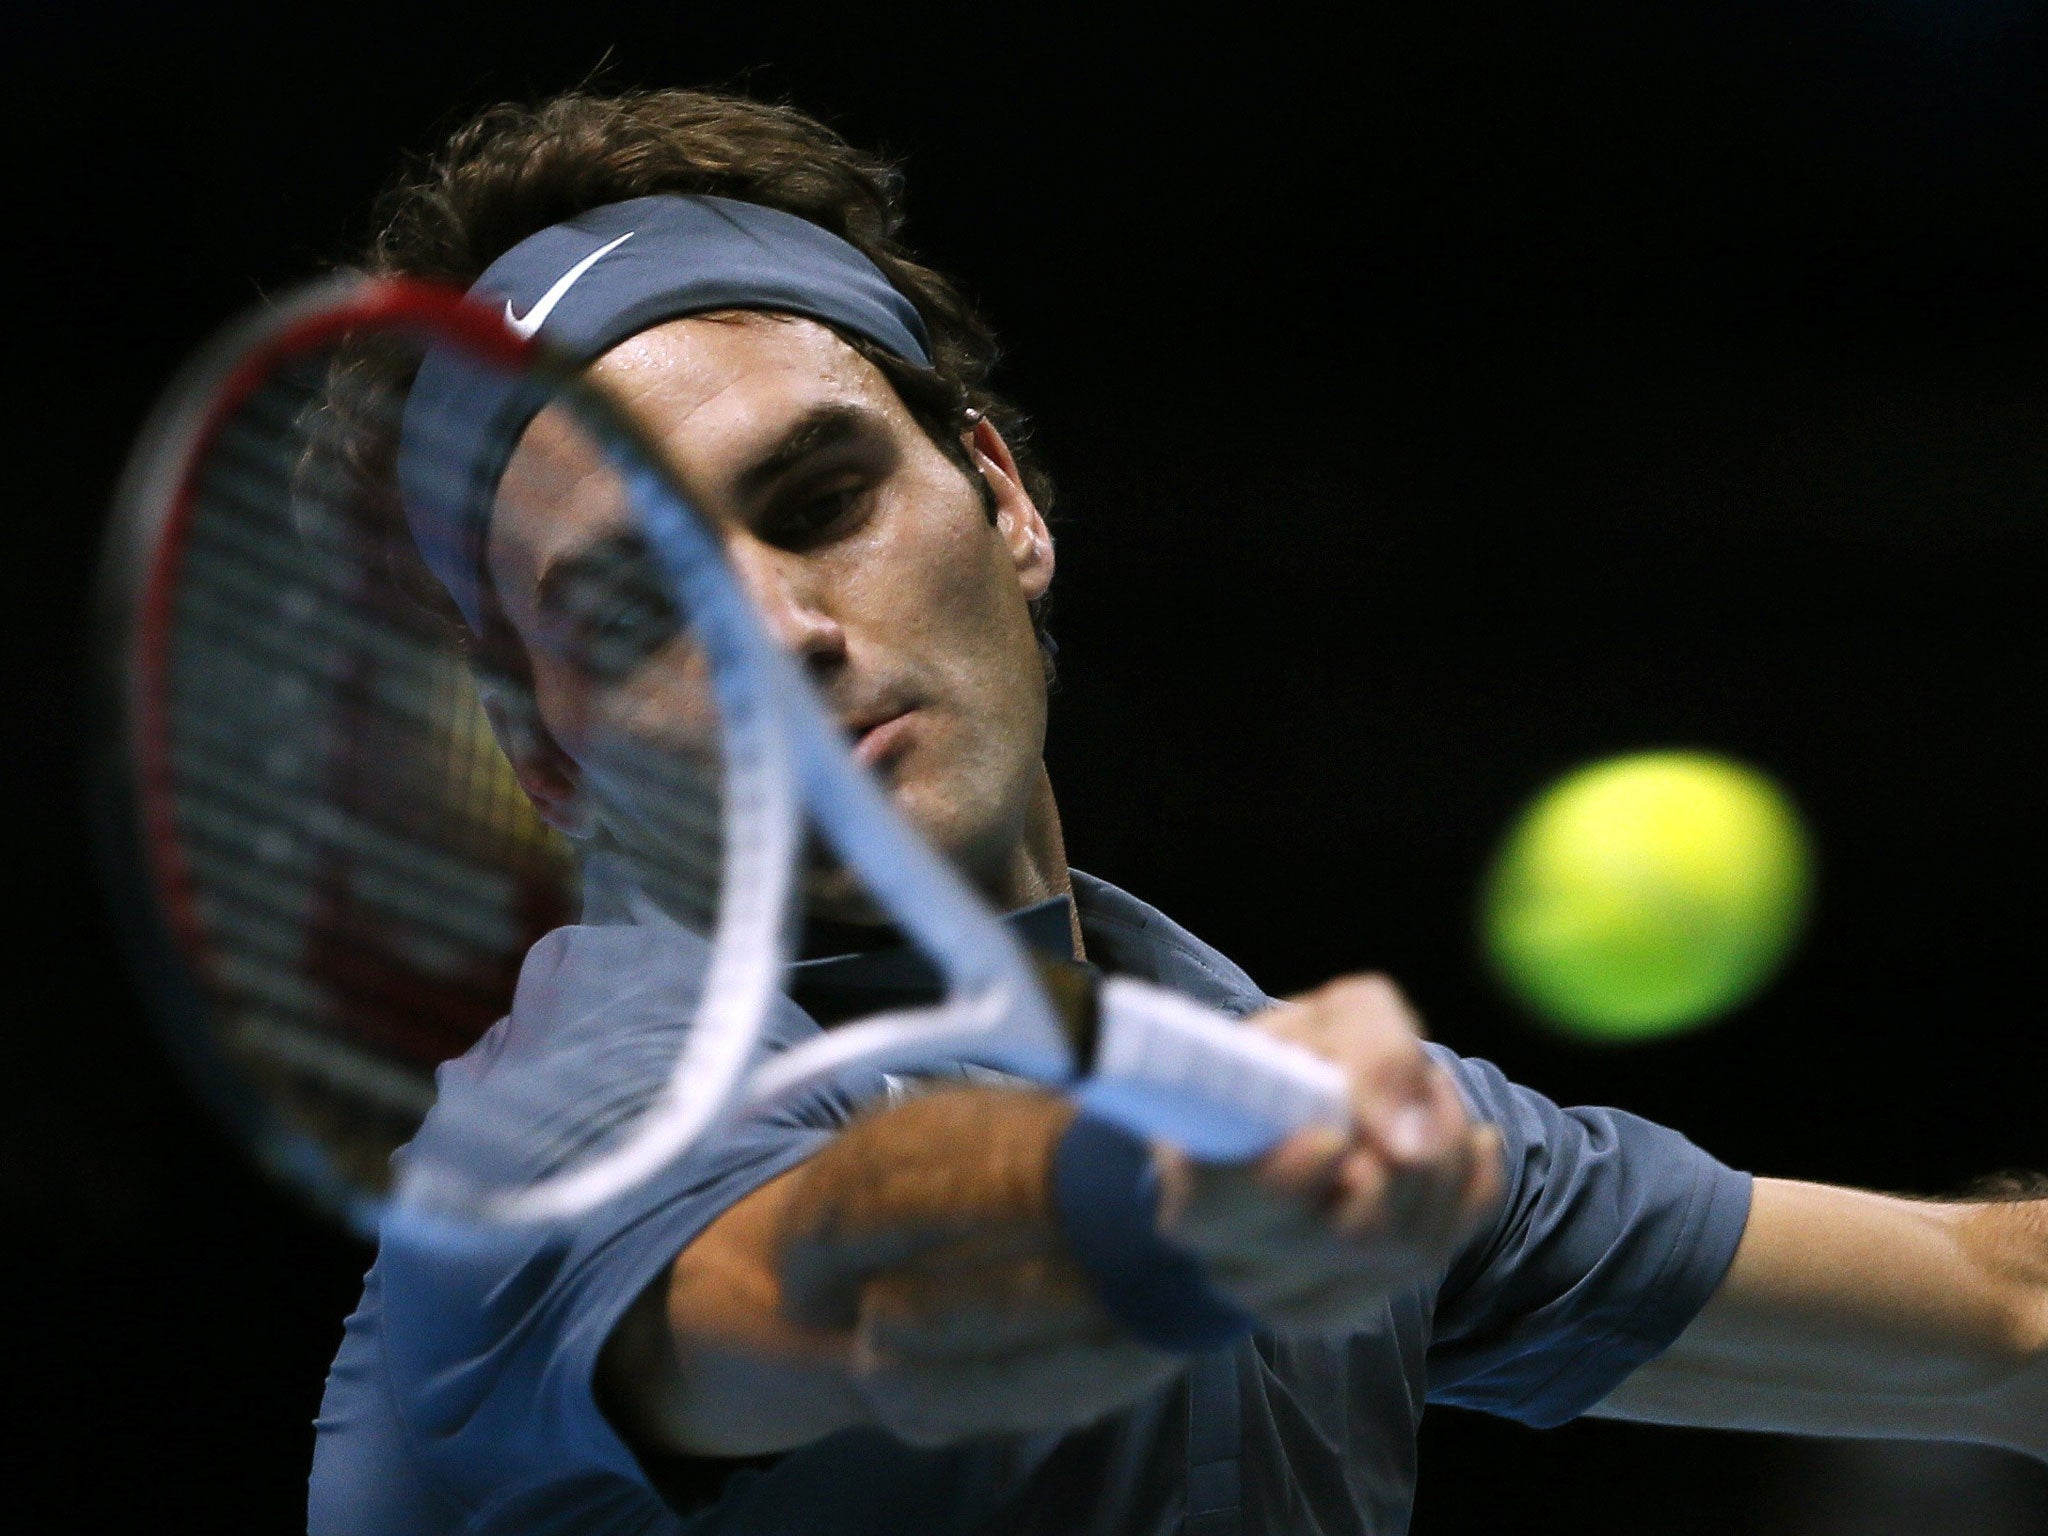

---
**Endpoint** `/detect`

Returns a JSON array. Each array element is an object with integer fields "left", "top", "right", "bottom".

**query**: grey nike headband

[{"left": 396, "top": 194, "right": 934, "bottom": 635}]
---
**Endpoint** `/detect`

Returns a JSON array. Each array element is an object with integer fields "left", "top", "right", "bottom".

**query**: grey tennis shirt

[{"left": 309, "top": 870, "right": 1752, "bottom": 1536}]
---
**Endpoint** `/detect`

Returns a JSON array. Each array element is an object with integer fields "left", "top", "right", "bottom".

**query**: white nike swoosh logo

[{"left": 503, "top": 231, "right": 635, "bottom": 338}]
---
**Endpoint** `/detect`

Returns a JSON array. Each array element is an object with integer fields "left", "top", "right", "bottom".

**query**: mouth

[{"left": 848, "top": 708, "right": 916, "bottom": 771}]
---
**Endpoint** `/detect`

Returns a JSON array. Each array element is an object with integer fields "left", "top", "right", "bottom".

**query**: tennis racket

[{"left": 94, "top": 274, "right": 1349, "bottom": 1240}]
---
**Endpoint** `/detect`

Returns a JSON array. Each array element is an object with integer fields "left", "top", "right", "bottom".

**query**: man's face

[{"left": 485, "top": 312, "right": 1055, "bottom": 912}]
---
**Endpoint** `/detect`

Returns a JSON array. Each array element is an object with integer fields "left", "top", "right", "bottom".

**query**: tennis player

[{"left": 309, "top": 88, "right": 2047, "bottom": 1535}]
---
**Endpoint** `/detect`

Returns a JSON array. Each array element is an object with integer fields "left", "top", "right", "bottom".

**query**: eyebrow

[
  {"left": 731, "top": 402, "right": 881, "bottom": 503},
  {"left": 529, "top": 403, "right": 890, "bottom": 613}
]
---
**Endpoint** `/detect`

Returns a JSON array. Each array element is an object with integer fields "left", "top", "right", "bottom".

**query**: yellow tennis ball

[{"left": 1482, "top": 751, "right": 1812, "bottom": 1042}]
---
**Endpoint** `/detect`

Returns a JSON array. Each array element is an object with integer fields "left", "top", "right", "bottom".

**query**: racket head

[{"left": 92, "top": 278, "right": 766, "bottom": 1233}]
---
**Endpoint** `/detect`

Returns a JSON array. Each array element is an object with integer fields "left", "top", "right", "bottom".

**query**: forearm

[
  {"left": 608, "top": 1087, "right": 1177, "bottom": 1453},
  {"left": 1596, "top": 1178, "right": 2048, "bottom": 1457},
  {"left": 774, "top": 1086, "right": 1082, "bottom": 1328},
  {"left": 774, "top": 1087, "right": 1181, "bottom": 1444}
]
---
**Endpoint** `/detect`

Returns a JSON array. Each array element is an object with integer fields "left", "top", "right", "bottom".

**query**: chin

[
  {"left": 882, "top": 777, "right": 960, "bottom": 862},
  {"left": 843, "top": 726, "right": 1035, "bottom": 908},
  {"left": 795, "top": 776, "right": 964, "bottom": 925}
]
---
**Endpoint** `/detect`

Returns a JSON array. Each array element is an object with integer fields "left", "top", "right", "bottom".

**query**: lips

[{"left": 849, "top": 708, "right": 916, "bottom": 769}]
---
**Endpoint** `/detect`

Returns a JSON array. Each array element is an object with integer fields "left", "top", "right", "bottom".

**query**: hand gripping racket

[{"left": 95, "top": 275, "right": 1349, "bottom": 1238}]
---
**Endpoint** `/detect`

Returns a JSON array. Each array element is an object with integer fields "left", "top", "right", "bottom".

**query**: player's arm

[
  {"left": 600, "top": 975, "right": 1503, "bottom": 1455},
  {"left": 600, "top": 1087, "right": 1178, "bottom": 1456},
  {"left": 1590, "top": 1175, "right": 2048, "bottom": 1460}
]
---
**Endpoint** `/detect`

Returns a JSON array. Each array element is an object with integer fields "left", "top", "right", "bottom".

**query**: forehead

[{"left": 487, "top": 311, "right": 908, "bottom": 591}]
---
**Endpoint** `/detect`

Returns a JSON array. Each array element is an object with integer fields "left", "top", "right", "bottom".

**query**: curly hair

[{"left": 331, "top": 86, "right": 1056, "bottom": 683}]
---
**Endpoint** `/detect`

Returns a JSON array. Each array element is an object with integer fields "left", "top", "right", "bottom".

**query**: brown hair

[{"left": 334, "top": 86, "right": 1055, "bottom": 680}]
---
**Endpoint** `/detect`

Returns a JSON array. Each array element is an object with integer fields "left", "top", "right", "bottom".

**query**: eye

[
  {"left": 544, "top": 533, "right": 682, "bottom": 683},
  {"left": 763, "top": 480, "right": 868, "bottom": 549}
]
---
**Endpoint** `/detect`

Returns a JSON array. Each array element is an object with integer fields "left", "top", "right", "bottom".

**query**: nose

[{"left": 728, "top": 537, "right": 847, "bottom": 674}]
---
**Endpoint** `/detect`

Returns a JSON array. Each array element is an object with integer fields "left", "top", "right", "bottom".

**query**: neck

[
  {"left": 984, "top": 762, "right": 1083, "bottom": 960},
  {"left": 788, "top": 762, "right": 1082, "bottom": 960}
]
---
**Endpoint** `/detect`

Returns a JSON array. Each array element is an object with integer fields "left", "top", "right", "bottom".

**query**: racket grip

[{"left": 1075, "top": 977, "right": 1352, "bottom": 1163}]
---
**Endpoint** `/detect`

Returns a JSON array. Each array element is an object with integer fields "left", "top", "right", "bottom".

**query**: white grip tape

[{"left": 1086, "top": 976, "right": 1352, "bottom": 1161}]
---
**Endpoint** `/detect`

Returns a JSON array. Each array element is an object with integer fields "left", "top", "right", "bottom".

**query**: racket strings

[
  {"left": 157, "top": 342, "right": 680, "bottom": 1186},
  {"left": 143, "top": 304, "right": 822, "bottom": 1222}
]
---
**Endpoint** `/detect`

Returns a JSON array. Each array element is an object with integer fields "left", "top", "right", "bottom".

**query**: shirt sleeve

[
  {"left": 365, "top": 913, "right": 889, "bottom": 1533},
  {"left": 311, "top": 1265, "right": 474, "bottom": 1536},
  {"left": 374, "top": 1115, "right": 835, "bottom": 1531},
  {"left": 1422, "top": 1047, "right": 1753, "bottom": 1429}
]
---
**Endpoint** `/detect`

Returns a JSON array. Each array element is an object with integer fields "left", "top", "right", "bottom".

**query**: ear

[
  {"left": 478, "top": 681, "right": 593, "bottom": 839},
  {"left": 964, "top": 416, "right": 1054, "bottom": 603}
]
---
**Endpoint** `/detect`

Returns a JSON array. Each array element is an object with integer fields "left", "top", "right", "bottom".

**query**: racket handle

[{"left": 1073, "top": 977, "right": 1352, "bottom": 1163}]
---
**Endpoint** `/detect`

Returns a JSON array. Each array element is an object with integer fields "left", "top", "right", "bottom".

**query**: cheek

[
  {"left": 845, "top": 482, "right": 1035, "bottom": 669},
  {"left": 534, "top": 644, "right": 726, "bottom": 764},
  {"left": 854, "top": 489, "right": 1049, "bottom": 809}
]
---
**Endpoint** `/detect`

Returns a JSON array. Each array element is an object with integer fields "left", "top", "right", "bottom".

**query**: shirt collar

[
  {"left": 787, "top": 873, "right": 1273, "bottom": 1026},
  {"left": 578, "top": 856, "right": 1272, "bottom": 1024},
  {"left": 786, "top": 893, "right": 1075, "bottom": 1026},
  {"left": 1065, "top": 869, "right": 1269, "bottom": 1017}
]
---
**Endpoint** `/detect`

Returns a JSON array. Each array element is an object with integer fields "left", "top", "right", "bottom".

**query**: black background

[{"left": 7, "top": 1, "right": 2048, "bottom": 1530}]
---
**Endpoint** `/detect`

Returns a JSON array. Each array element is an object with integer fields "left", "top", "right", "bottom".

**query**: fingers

[
  {"left": 1160, "top": 1128, "right": 1349, "bottom": 1258},
  {"left": 1261, "top": 975, "right": 1453, "bottom": 1181},
  {"left": 1337, "top": 1053, "right": 1476, "bottom": 1247},
  {"left": 1162, "top": 974, "right": 1509, "bottom": 1327}
]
